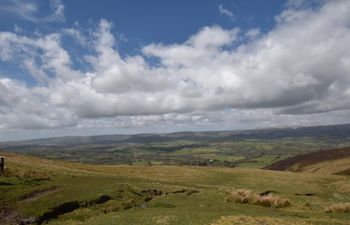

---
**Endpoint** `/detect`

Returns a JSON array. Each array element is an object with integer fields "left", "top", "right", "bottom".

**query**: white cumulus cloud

[{"left": 0, "top": 0, "right": 350, "bottom": 139}]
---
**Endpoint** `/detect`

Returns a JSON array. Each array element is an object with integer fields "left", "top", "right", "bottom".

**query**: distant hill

[
  {"left": 264, "top": 147, "right": 350, "bottom": 175},
  {"left": 2, "top": 123, "right": 350, "bottom": 147}
]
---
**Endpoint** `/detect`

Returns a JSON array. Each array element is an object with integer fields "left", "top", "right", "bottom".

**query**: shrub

[{"left": 324, "top": 203, "right": 350, "bottom": 213}]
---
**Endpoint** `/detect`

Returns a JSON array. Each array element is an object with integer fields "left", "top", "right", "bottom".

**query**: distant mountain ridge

[{"left": 1, "top": 123, "right": 350, "bottom": 147}]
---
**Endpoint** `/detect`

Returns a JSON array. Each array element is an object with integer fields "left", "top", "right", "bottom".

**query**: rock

[{"left": 19, "top": 217, "right": 37, "bottom": 224}]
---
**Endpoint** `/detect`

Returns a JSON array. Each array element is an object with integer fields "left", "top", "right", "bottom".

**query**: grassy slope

[
  {"left": 1, "top": 152, "right": 350, "bottom": 225},
  {"left": 264, "top": 147, "right": 350, "bottom": 175},
  {"left": 301, "top": 157, "right": 350, "bottom": 175}
]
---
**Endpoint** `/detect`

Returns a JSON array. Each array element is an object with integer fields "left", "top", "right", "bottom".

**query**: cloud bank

[{"left": 0, "top": 0, "right": 350, "bottom": 139}]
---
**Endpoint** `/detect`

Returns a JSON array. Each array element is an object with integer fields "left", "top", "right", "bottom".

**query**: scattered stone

[{"left": 20, "top": 217, "right": 37, "bottom": 225}]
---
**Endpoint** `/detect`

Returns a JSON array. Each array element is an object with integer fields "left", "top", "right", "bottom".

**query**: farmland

[{"left": 2, "top": 124, "right": 350, "bottom": 168}]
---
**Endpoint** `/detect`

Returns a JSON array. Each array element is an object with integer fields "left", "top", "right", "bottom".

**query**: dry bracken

[
  {"left": 226, "top": 189, "right": 290, "bottom": 208},
  {"left": 324, "top": 203, "right": 350, "bottom": 213}
]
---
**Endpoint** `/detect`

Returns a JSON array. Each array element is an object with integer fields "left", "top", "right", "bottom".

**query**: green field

[{"left": 1, "top": 152, "right": 350, "bottom": 225}]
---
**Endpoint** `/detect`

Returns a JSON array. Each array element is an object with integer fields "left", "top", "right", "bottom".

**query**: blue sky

[
  {"left": 1, "top": 0, "right": 350, "bottom": 141},
  {"left": 1, "top": 0, "right": 285, "bottom": 46},
  {"left": 62, "top": 0, "right": 285, "bottom": 51},
  {"left": 0, "top": 0, "right": 286, "bottom": 85}
]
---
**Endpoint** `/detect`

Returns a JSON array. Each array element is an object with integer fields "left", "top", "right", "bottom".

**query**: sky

[{"left": 0, "top": 0, "right": 350, "bottom": 141}]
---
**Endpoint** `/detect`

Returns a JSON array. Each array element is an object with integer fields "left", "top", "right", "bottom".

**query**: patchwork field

[
  {"left": 1, "top": 152, "right": 350, "bottom": 225},
  {"left": 2, "top": 123, "right": 350, "bottom": 169}
]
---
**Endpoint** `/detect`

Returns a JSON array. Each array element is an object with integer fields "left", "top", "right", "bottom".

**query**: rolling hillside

[{"left": 1, "top": 152, "right": 350, "bottom": 225}]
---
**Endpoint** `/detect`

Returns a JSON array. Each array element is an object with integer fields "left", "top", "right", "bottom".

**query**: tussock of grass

[
  {"left": 226, "top": 189, "right": 256, "bottom": 204},
  {"left": 226, "top": 189, "right": 290, "bottom": 208},
  {"left": 256, "top": 194, "right": 290, "bottom": 208},
  {"left": 324, "top": 203, "right": 350, "bottom": 213},
  {"left": 210, "top": 215, "right": 312, "bottom": 225}
]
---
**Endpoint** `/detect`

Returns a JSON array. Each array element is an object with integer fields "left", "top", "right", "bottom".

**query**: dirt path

[{"left": 20, "top": 186, "right": 62, "bottom": 202}]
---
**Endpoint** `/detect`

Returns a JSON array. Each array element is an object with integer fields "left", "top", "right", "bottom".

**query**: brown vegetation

[
  {"left": 210, "top": 215, "right": 312, "bottom": 225},
  {"left": 324, "top": 203, "right": 350, "bottom": 213},
  {"left": 226, "top": 189, "right": 290, "bottom": 208}
]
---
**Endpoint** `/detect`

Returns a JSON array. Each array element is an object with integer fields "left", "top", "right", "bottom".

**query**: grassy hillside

[
  {"left": 1, "top": 152, "right": 350, "bottom": 225},
  {"left": 264, "top": 147, "right": 350, "bottom": 175}
]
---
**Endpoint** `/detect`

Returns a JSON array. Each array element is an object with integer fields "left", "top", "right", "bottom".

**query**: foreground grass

[{"left": 1, "top": 152, "right": 350, "bottom": 225}]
